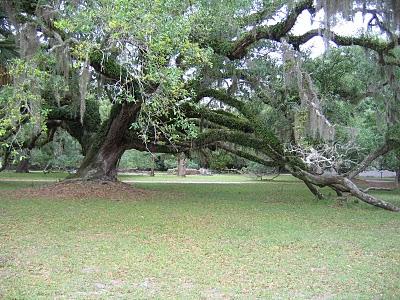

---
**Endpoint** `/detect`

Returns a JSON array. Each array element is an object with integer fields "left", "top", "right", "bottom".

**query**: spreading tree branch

[
  {"left": 217, "top": 142, "right": 280, "bottom": 167},
  {"left": 183, "top": 103, "right": 253, "bottom": 133},
  {"left": 346, "top": 140, "right": 398, "bottom": 179},
  {"left": 225, "top": 0, "right": 313, "bottom": 59}
]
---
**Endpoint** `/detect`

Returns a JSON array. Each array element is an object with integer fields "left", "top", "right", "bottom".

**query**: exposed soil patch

[{"left": 1, "top": 181, "right": 154, "bottom": 201}]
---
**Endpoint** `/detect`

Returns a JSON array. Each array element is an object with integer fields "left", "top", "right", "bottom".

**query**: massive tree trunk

[
  {"left": 72, "top": 102, "right": 141, "bottom": 181},
  {"left": 74, "top": 140, "right": 125, "bottom": 181}
]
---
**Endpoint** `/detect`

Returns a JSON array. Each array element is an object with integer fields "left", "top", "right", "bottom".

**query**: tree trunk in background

[
  {"left": 16, "top": 150, "right": 30, "bottom": 173},
  {"left": 396, "top": 168, "right": 400, "bottom": 186},
  {"left": 177, "top": 152, "right": 187, "bottom": 177},
  {"left": 73, "top": 102, "right": 141, "bottom": 181},
  {"left": 0, "top": 146, "right": 11, "bottom": 172},
  {"left": 150, "top": 155, "right": 155, "bottom": 177}
]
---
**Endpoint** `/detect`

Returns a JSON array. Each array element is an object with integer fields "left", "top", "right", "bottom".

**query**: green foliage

[
  {"left": 2, "top": 0, "right": 400, "bottom": 178},
  {"left": 381, "top": 150, "right": 400, "bottom": 171},
  {"left": 119, "top": 150, "right": 153, "bottom": 170},
  {"left": 30, "top": 131, "right": 83, "bottom": 170},
  {"left": 0, "top": 58, "right": 49, "bottom": 143},
  {"left": 306, "top": 47, "right": 377, "bottom": 105},
  {"left": 208, "top": 149, "right": 246, "bottom": 171},
  {"left": 0, "top": 37, "right": 18, "bottom": 64},
  {"left": 119, "top": 150, "right": 201, "bottom": 170},
  {"left": 387, "top": 123, "right": 400, "bottom": 143},
  {"left": 303, "top": 46, "right": 400, "bottom": 170},
  {"left": 55, "top": 0, "right": 220, "bottom": 145},
  {"left": 208, "top": 150, "right": 234, "bottom": 171}
]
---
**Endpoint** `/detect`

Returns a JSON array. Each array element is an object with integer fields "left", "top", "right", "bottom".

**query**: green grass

[
  {"left": 0, "top": 170, "right": 299, "bottom": 183},
  {"left": 118, "top": 172, "right": 263, "bottom": 182},
  {"left": 0, "top": 177, "right": 400, "bottom": 299},
  {"left": 0, "top": 171, "right": 67, "bottom": 181}
]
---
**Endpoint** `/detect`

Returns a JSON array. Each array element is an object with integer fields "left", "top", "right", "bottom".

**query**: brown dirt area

[{"left": 1, "top": 181, "right": 154, "bottom": 201}]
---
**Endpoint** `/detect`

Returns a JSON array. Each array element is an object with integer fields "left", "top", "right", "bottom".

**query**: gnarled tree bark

[
  {"left": 72, "top": 102, "right": 141, "bottom": 181},
  {"left": 299, "top": 171, "right": 400, "bottom": 212}
]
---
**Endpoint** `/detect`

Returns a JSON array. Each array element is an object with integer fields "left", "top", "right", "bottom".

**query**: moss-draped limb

[
  {"left": 287, "top": 29, "right": 321, "bottom": 50},
  {"left": 288, "top": 28, "right": 400, "bottom": 56},
  {"left": 203, "top": 111, "right": 253, "bottom": 133},
  {"left": 89, "top": 50, "right": 159, "bottom": 99},
  {"left": 207, "top": 136, "right": 324, "bottom": 200},
  {"left": 226, "top": 0, "right": 313, "bottom": 59},
  {"left": 197, "top": 89, "right": 285, "bottom": 159},
  {"left": 89, "top": 50, "right": 128, "bottom": 82},
  {"left": 217, "top": 142, "right": 281, "bottom": 167},
  {"left": 199, "top": 0, "right": 313, "bottom": 60},
  {"left": 196, "top": 89, "right": 246, "bottom": 112},
  {"left": 182, "top": 103, "right": 253, "bottom": 133},
  {"left": 195, "top": 129, "right": 270, "bottom": 154},
  {"left": 198, "top": 0, "right": 399, "bottom": 61},
  {"left": 122, "top": 132, "right": 177, "bottom": 154},
  {"left": 331, "top": 34, "right": 397, "bottom": 55}
]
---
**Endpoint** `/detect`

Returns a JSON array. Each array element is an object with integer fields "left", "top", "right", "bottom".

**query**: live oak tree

[
  {"left": 0, "top": 0, "right": 399, "bottom": 211},
  {"left": 1, "top": 0, "right": 203, "bottom": 178}
]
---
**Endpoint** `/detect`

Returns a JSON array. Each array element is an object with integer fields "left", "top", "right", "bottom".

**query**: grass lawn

[
  {"left": 0, "top": 171, "right": 68, "bottom": 181},
  {"left": 0, "top": 175, "right": 399, "bottom": 299},
  {"left": 118, "top": 173, "right": 271, "bottom": 182},
  {"left": 0, "top": 170, "right": 298, "bottom": 183}
]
